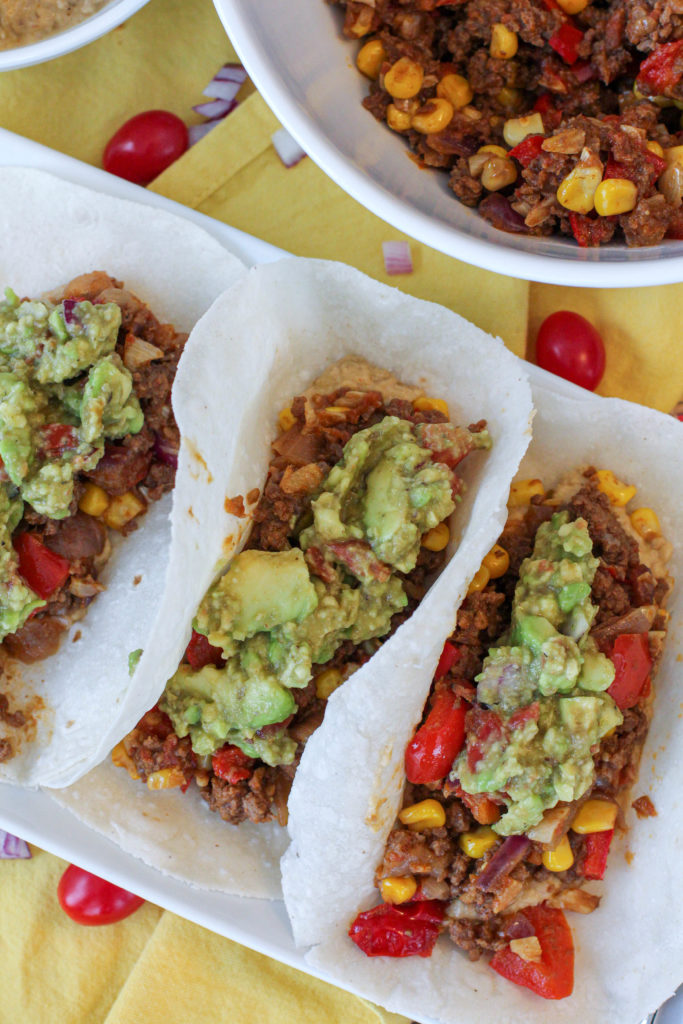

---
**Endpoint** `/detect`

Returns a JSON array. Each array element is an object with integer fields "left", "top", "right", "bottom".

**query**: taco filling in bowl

[
  {"left": 114, "top": 358, "right": 491, "bottom": 826},
  {"left": 349, "top": 468, "right": 672, "bottom": 999},
  {"left": 0, "top": 271, "right": 184, "bottom": 762}
]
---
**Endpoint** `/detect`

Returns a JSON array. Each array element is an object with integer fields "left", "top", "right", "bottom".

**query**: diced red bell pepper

[
  {"left": 533, "top": 92, "right": 555, "bottom": 114},
  {"left": 435, "top": 640, "right": 461, "bottom": 680},
  {"left": 607, "top": 633, "right": 652, "bottom": 710},
  {"left": 572, "top": 60, "right": 597, "bottom": 83},
  {"left": 39, "top": 424, "right": 79, "bottom": 459},
  {"left": 549, "top": 22, "right": 584, "bottom": 65},
  {"left": 490, "top": 904, "right": 574, "bottom": 999},
  {"left": 457, "top": 788, "right": 502, "bottom": 825},
  {"left": 667, "top": 208, "right": 683, "bottom": 239},
  {"left": 405, "top": 690, "right": 466, "bottom": 785},
  {"left": 508, "top": 134, "right": 546, "bottom": 167},
  {"left": 184, "top": 629, "right": 224, "bottom": 671},
  {"left": 349, "top": 900, "right": 446, "bottom": 958},
  {"left": 211, "top": 744, "right": 254, "bottom": 785},
  {"left": 569, "top": 212, "right": 618, "bottom": 248},
  {"left": 636, "top": 40, "right": 683, "bottom": 95},
  {"left": 604, "top": 150, "right": 666, "bottom": 187},
  {"left": 581, "top": 829, "right": 614, "bottom": 880},
  {"left": 14, "top": 532, "right": 70, "bottom": 599}
]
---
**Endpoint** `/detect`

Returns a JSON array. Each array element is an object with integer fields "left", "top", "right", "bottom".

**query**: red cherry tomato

[
  {"left": 536, "top": 311, "right": 605, "bottom": 391},
  {"left": 103, "top": 110, "right": 188, "bottom": 185},
  {"left": 57, "top": 864, "right": 145, "bottom": 926}
]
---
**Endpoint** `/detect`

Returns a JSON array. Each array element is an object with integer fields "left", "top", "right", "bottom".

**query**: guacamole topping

[
  {"left": 162, "top": 416, "right": 458, "bottom": 765},
  {"left": 454, "top": 511, "right": 622, "bottom": 836},
  {"left": 0, "top": 287, "right": 143, "bottom": 639}
]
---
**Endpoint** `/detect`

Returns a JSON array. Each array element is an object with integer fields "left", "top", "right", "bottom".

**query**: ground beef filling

[
  {"left": 0, "top": 273, "right": 184, "bottom": 672},
  {"left": 376, "top": 471, "right": 669, "bottom": 959},
  {"left": 126, "top": 390, "right": 472, "bottom": 826},
  {"left": 335, "top": 0, "right": 683, "bottom": 247}
]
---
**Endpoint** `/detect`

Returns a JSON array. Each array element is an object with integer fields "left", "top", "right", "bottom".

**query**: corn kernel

[
  {"left": 384, "top": 57, "right": 424, "bottom": 99},
  {"left": 508, "top": 478, "right": 545, "bottom": 507},
  {"left": 102, "top": 490, "right": 146, "bottom": 531},
  {"left": 146, "top": 767, "right": 186, "bottom": 790},
  {"left": 571, "top": 799, "right": 618, "bottom": 834},
  {"left": 594, "top": 469, "right": 637, "bottom": 507},
  {"left": 356, "top": 38, "right": 386, "bottom": 80},
  {"left": 490, "top": 23, "right": 518, "bottom": 59},
  {"left": 480, "top": 155, "right": 517, "bottom": 191},
  {"left": 664, "top": 144, "right": 683, "bottom": 167},
  {"left": 557, "top": 164, "right": 603, "bottom": 214},
  {"left": 412, "top": 97, "right": 455, "bottom": 135},
  {"left": 459, "top": 825, "right": 499, "bottom": 859},
  {"left": 278, "top": 406, "right": 296, "bottom": 432},
  {"left": 421, "top": 521, "right": 450, "bottom": 552},
  {"left": 483, "top": 543, "right": 509, "bottom": 579},
  {"left": 496, "top": 87, "right": 524, "bottom": 112},
  {"left": 478, "top": 144, "right": 508, "bottom": 158},
  {"left": 380, "top": 876, "right": 418, "bottom": 904},
  {"left": 399, "top": 798, "right": 446, "bottom": 831},
  {"left": 594, "top": 178, "right": 638, "bottom": 216},
  {"left": 437, "top": 73, "right": 472, "bottom": 109},
  {"left": 315, "top": 667, "right": 343, "bottom": 700},
  {"left": 413, "top": 396, "right": 449, "bottom": 417},
  {"left": 467, "top": 564, "right": 491, "bottom": 595},
  {"left": 111, "top": 740, "right": 140, "bottom": 781},
  {"left": 386, "top": 103, "right": 413, "bottom": 132},
  {"left": 503, "top": 112, "right": 545, "bottom": 148},
  {"left": 630, "top": 507, "right": 661, "bottom": 541},
  {"left": 542, "top": 834, "right": 575, "bottom": 872},
  {"left": 646, "top": 140, "right": 664, "bottom": 158},
  {"left": 555, "top": 0, "right": 590, "bottom": 12},
  {"left": 324, "top": 405, "right": 348, "bottom": 419},
  {"left": 78, "top": 482, "right": 109, "bottom": 518}
]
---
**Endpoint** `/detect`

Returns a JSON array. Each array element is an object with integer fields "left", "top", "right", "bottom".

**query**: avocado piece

[
  {"left": 34, "top": 300, "right": 121, "bottom": 384},
  {"left": 0, "top": 489, "right": 44, "bottom": 640},
  {"left": 80, "top": 354, "right": 143, "bottom": 443},
  {"left": 513, "top": 614, "right": 557, "bottom": 654}
]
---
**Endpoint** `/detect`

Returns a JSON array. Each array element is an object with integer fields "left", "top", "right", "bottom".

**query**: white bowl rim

[
  {"left": 214, "top": 0, "right": 683, "bottom": 288},
  {"left": 0, "top": 0, "right": 151, "bottom": 72}
]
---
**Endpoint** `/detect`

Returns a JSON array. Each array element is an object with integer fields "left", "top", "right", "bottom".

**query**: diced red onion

[
  {"left": 479, "top": 194, "right": 528, "bottom": 235},
  {"left": 506, "top": 912, "right": 535, "bottom": 940},
  {"left": 192, "top": 98, "right": 238, "bottom": 120},
  {"left": 202, "top": 80, "right": 242, "bottom": 103},
  {"left": 0, "top": 830, "right": 31, "bottom": 860},
  {"left": 153, "top": 432, "right": 179, "bottom": 470},
  {"left": 212, "top": 63, "right": 247, "bottom": 84},
  {"left": 382, "top": 240, "right": 414, "bottom": 276},
  {"left": 271, "top": 128, "right": 307, "bottom": 168},
  {"left": 188, "top": 120, "right": 224, "bottom": 147},
  {"left": 475, "top": 834, "right": 531, "bottom": 890},
  {"left": 572, "top": 61, "right": 596, "bottom": 83},
  {"left": 62, "top": 299, "right": 80, "bottom": 326}
]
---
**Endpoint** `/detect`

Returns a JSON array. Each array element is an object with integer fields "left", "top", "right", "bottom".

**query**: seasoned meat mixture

[
  {"left": 334, "top": 0, "right": 683, "bottom": 246},
  {"left": 0, "top": 0, "right": 107, "bottom": 50}
]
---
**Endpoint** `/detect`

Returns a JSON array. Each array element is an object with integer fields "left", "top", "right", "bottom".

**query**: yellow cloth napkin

[{"left": 0, "top": 0, "right": 681, "bottom": 1021}]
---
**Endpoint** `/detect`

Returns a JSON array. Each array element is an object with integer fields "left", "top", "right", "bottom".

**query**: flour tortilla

[
  {"left": 294, "top": 384, "right": 683, "bottom": 1024},
  {"left": 52, "top": 258, "right": 533, "bottom": 897},
  {"left": 0, "top": 168, "right": 245, "bottom": 788}
]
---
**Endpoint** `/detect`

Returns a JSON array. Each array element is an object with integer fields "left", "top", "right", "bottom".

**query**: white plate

[
  {"left": 0, "top": 0, "right": 152, "bottom": 72},
  {"left": 213, "top": 0, "right": 683, "bottom": 288},
  {"left": 0, "top": 129, "right": 679, "bottom": 1024}
]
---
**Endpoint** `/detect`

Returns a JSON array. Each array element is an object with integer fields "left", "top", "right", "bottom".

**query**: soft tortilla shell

[
  {"left": 302, "top": 385, "right": 683, "bottom": 1024},
  {"left": 52, "top": 257, "right": 533, "bottom": 897},
  {"left": 0, "top": 168, "right": 245, "bottom": 787}
]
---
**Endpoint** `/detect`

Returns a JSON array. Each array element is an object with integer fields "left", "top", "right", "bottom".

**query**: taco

[
  {"left": 52, "top": 259, "right": 533, "bottom": 897},
  {"left": 0, "top": 168, "right": 244, "bottom": 788},
  {"left": 286, "top": 387, "right": 683, "bottom": 1024}
]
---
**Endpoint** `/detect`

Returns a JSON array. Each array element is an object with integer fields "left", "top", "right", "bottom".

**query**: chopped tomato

[
  {"left": 211, "top": 744, "right": 254, "bottom": 785},
  {"left": 40, "top": 424, "right": 79, "bottom": 459},
  {"left": 508, "top": 134, "right": 545, "bottom": 167},
  {"left": 14, "top": 532, "right": 70, "bottom": 599},
  {"left": 349, "top": 900, "right": 446, "bottom": 958},
  {"left": 581, "top": 829, "right": 613, "bottom": 880},
  {"left": 490, "top": 904, "right": 574, "bottom": 999},
  {"left": 636, "top": 40, "right": 683, "bottom": 96},
  {"left": 508, "top": 701, "right": 540, "bottom": 729},
  {"left": 607, "top": 633, "right": 652, "bottom": 710},
  {"left": 405, "top": 690, "right": 466, "bottom": 784},
  {"left": 184, "top": 629, "right": 224, "bottom": 670},
  {"left": 435, "top": 640, "right": 461, "bottom": 679},
  {"left": 548, "top": 22, "right": 584, "bottom": 65},
  {"left": 465, "top": 707, "right": 503, "bottom": 771}
]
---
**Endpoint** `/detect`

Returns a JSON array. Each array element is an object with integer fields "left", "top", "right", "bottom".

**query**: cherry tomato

[
  {"left": 535, "top": 311, "right": 605, "bottom": 391},
  {"left": 57, "top": 864, "right": 145, "bottom": 926},
  {"left": 103, "top": 110, "right": 188, "bottom": 186}
]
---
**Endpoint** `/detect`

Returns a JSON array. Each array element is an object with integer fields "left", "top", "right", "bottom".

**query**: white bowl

[
  {"left": 214, "top": 0, "right": 683, "bottom": 287},
  {"left": 0, "top": 0, "right": 151, "bottom": 72}
]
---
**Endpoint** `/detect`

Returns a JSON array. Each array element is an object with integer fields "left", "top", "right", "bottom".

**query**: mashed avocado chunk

[
  {"left": 0, "top": 488, "right": 45, "bottom": 638},
  {"left": 162, "top": 416, "right": 458, "bottom": 765},
  {"left": 455, "top": 511, "right": 622, "bottom": 836}
]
